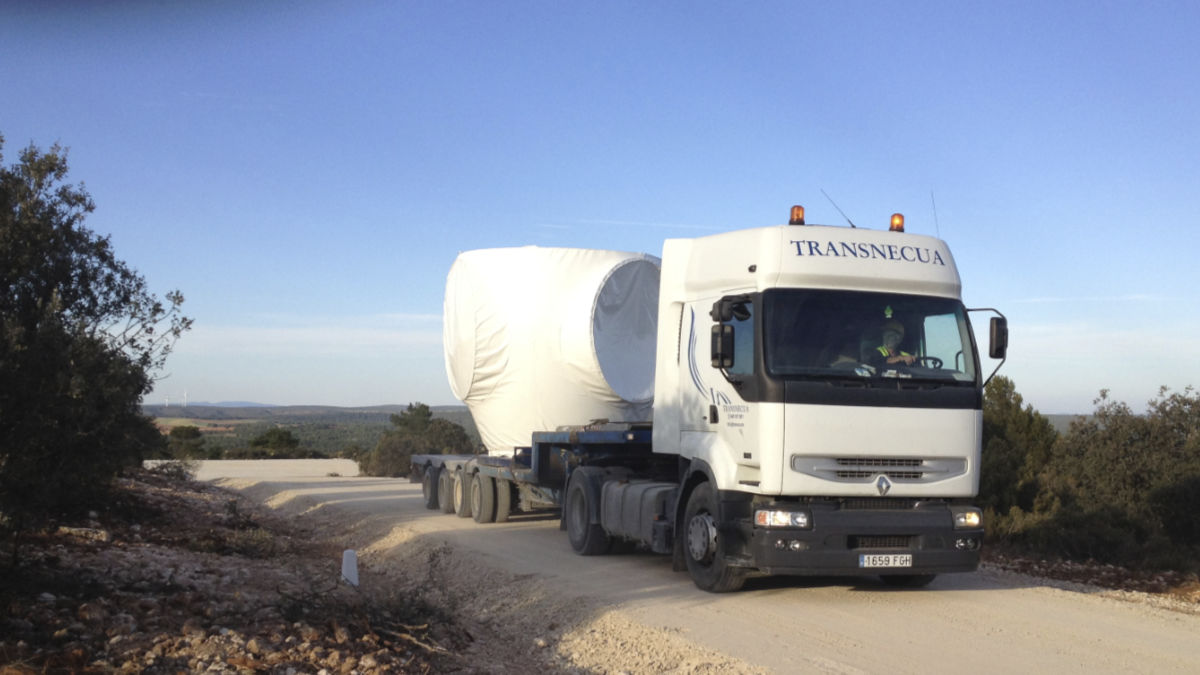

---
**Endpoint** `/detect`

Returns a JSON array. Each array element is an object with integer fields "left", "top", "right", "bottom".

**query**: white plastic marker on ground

[{"left": 341, "top": 550, "right": 359, "bottom": 587}]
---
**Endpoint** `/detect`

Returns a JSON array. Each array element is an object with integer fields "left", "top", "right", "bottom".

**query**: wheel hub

[{"left": 687, "top": 513, "right": 717, "bottom": 562}]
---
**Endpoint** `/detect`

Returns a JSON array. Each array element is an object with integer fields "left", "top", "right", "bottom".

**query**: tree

[
  {"left": 983, "top": 386, "right": 1200, "bottom": 569},
  {"left": 389, "top": 403, "right": 433, "bottom": 435},
  {"left": 1049, "top": 388, "right": 1200, "bottom": 544},
  {"left": 359, "top": 403, "right": 475, "bottom": 477},
  {"left": 980, "top": 376, "right": 1058, "bottom": 515},
  {"left": 167, "top": 425, "right": 207, "bottom": 459},
  {"left": 249, "top": 428, "right": 302, "bottom": 458},
  {"left": 362, "top": 433, "right": 421, "bottom": 478},
  {"left": 0, "top": 135, "right": 190, "bottom": 524}
]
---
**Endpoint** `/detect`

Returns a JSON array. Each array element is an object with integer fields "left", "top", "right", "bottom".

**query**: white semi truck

[{"left": 412, "top": 205, "right": 1007, "bottom": 592}]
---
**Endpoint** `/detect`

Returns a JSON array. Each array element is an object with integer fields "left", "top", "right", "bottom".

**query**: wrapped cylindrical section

[{"left": 443, "top": 247, "right": 660, "bottom": 455}]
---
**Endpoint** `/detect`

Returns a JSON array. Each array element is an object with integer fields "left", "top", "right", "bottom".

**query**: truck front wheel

[
  {"left": 683, "top": 482, "right": 746, "bottom": 592},
  {"left": 565, "top": 472, "right": 611, "bottom": 555}
]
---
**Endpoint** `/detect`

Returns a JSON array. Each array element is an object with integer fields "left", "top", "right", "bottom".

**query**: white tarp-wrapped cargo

[{"left": 443, "top": 247, "right": 660, "bottom": 455}]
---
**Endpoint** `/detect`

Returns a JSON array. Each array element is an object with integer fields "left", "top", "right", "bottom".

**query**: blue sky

[{"left": 3, "top": 1, "right": 1198, "bottom": 414}]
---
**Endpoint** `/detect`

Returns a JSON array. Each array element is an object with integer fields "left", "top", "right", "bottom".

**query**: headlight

[
  {"left": 754, "top": 509, "right": 811, "bottom": 529},
  {"left": 950, "top": 506, "right": 982, "bottom": 529}
]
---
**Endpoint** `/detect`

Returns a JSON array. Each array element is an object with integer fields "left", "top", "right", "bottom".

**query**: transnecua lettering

[{"left": 789, "top": 239, "right": 946, "bottom": 266}]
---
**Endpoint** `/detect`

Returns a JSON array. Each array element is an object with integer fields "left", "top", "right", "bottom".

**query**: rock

[
  {"left": 56, "top": 526, "right": 112, "bottom": 543},
  {"left": 182, "top": 618, "right": 207, "bottom": 638},
  {"left": 106, "top": 613, "right": 137, "bottom": 637},
  {"left": 77, "top": 602, "right": 108, "bottom": 623}
]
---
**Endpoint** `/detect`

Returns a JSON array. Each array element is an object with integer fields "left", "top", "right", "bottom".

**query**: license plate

[{"left": 859, "top": 554, "right": 912, "bottom": 568}]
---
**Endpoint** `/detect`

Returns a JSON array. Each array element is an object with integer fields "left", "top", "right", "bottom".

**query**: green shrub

[
  {"left": 1148, "top": 475, "right": 1200, "bottom": 546},
  {"left": 1021, "top": 504, "right": 1148, "bottom": 565},
  {"left": 357, "top": 403, "right": 475, "bottom": 477},
  {"left": 980, "top": 377, "right": 1057, "bottom": 515}
]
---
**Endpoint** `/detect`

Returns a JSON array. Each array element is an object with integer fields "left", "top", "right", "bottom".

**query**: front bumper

[{"left": 738, "top": 501, "right": 983, "bottom": 576}]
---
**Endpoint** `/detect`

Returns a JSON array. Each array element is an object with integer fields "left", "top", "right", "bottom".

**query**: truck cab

[{"left": 652, "top": 209, "right": 1005, "bottom": 590}]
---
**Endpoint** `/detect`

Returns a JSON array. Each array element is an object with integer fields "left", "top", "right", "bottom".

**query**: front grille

[
  {"left": 791, "top": 455, "right": 968, "bottom": 484},
  {"left": 837, "top": 458, "right": 923, "bottom": 468},
  {"left": 850, "top": 535, "right": 913, "bottom": 550},
  {"left": 836, "top": 469, "right": 924, "bottom": 479},
  {"left": 836, "top": 457, "right": 925, "bottom": 480}
]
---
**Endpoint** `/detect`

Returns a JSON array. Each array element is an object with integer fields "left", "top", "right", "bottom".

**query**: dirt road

[{"left": 209, "top": 464, "right": 1200, "bottom": 674}]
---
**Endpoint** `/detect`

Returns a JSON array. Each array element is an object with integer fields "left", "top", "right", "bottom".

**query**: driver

[{"left": 875, "top": 320, "right": 915, "bottom": 366}]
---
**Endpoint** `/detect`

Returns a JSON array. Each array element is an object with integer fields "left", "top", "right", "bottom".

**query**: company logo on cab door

[{"left": 789, "top": 240, "right": 946, "bottom": 266}]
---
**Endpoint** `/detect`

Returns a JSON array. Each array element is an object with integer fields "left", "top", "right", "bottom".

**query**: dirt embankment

[
  {"left": 0, "top": 467, "right": 754, "bottom": 674},
  {"left": 1, "top": 469, "right": 472, "bottom": 673}
]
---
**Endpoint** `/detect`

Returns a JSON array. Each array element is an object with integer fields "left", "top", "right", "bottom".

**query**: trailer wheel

[
  {"left": 880, "top": 574, "right": 937, "bottom": 588},
  {"left": 471, "top": 473, "right": 496, "bottom": 523},
  {"left": 421, "top": 466, "right": 440, "bottom": 510},
  {"left": 565, "top": 471, "right": 611, "bottom": 555},
  {"left": 494, "top": 478, "right": 512, "bottom": 523},
  {"left": 683, "top": 482, "right": 746, "bottom": 592},
  {"left": 453, "top": 469, "right": 473, "bottom": 518},
  {"left": 438, "top": 468, "right": 455, "bottom": 514}
]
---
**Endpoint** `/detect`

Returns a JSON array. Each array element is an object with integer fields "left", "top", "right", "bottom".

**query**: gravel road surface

[{"left": 201, "top": 461, "right": 1200, "bottom": 674}]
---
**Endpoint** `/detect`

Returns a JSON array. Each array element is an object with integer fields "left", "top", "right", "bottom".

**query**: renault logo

[{"left": 875, "top": 475, "right": 892, "bottom": 496}]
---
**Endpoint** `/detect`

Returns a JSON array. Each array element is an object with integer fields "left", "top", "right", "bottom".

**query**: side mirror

[
  {"left": 989, "top": 317, "right": 1008, "bottom": 359},
  {"left": 711, "top": 324, "right": 734, "bottom": 368},
  {"left": 710, "top": 299, "right": 733, "bottom": 322}
]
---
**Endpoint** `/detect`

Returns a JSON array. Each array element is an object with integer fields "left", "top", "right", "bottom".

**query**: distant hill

[
  {"left": 1045, "top": 413, "right": 1089, "bottom": 435},
  {"left": 144, "top": 404, "right": 478, "bottom": 456},
  {"left": 144, "top": 403, "right": 469, "bottom": 421}
]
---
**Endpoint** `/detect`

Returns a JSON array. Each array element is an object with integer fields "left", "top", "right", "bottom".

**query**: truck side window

[{"left": 729, "top": 302, "right": 754, "bottom": 377}]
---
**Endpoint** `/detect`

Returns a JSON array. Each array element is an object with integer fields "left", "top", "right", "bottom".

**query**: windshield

[{"left": 762, "top": 289, "right": 978, "bottom": 384}]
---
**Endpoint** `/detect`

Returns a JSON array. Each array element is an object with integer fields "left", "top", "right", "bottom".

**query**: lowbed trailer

[{"left": 412, "top": 423, "right": 669, "bottom": 527}]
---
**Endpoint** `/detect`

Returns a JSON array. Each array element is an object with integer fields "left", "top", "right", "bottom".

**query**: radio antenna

[
  {"left": 931, "top": 190, "right": 941, "bottom": 238},
  {"left": 820, "top": 189, "right": 856, "bottom": 228}
]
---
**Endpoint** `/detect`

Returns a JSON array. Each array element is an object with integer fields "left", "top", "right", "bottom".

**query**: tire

[
  {"left": 494, "top": 478, "right": 512, "bottom": 523},
  {"left": 880, "top": 574, "right": 937, "bottom": 588},
  {"left": 565, "top": 471, "right": 611, "bottom": 555},
  {"left": 683, "top": 482, "right": 746, "bottom": 592},
  {"left": 421, "top": 466, "right": 439, "bottom": 510},
  {"left": 471, "top": 473, "right": 496, "bottom": 523},
  {"left": 438, "top": 468, "right": 455, "bottom": 514},
  {"left": 453, "top": 469, "right": 473, "bottom": 518}
]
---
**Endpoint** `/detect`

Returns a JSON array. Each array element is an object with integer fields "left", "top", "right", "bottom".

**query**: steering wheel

[{"left": 913, "top": 356, "right": 943, "bottom": 369}]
